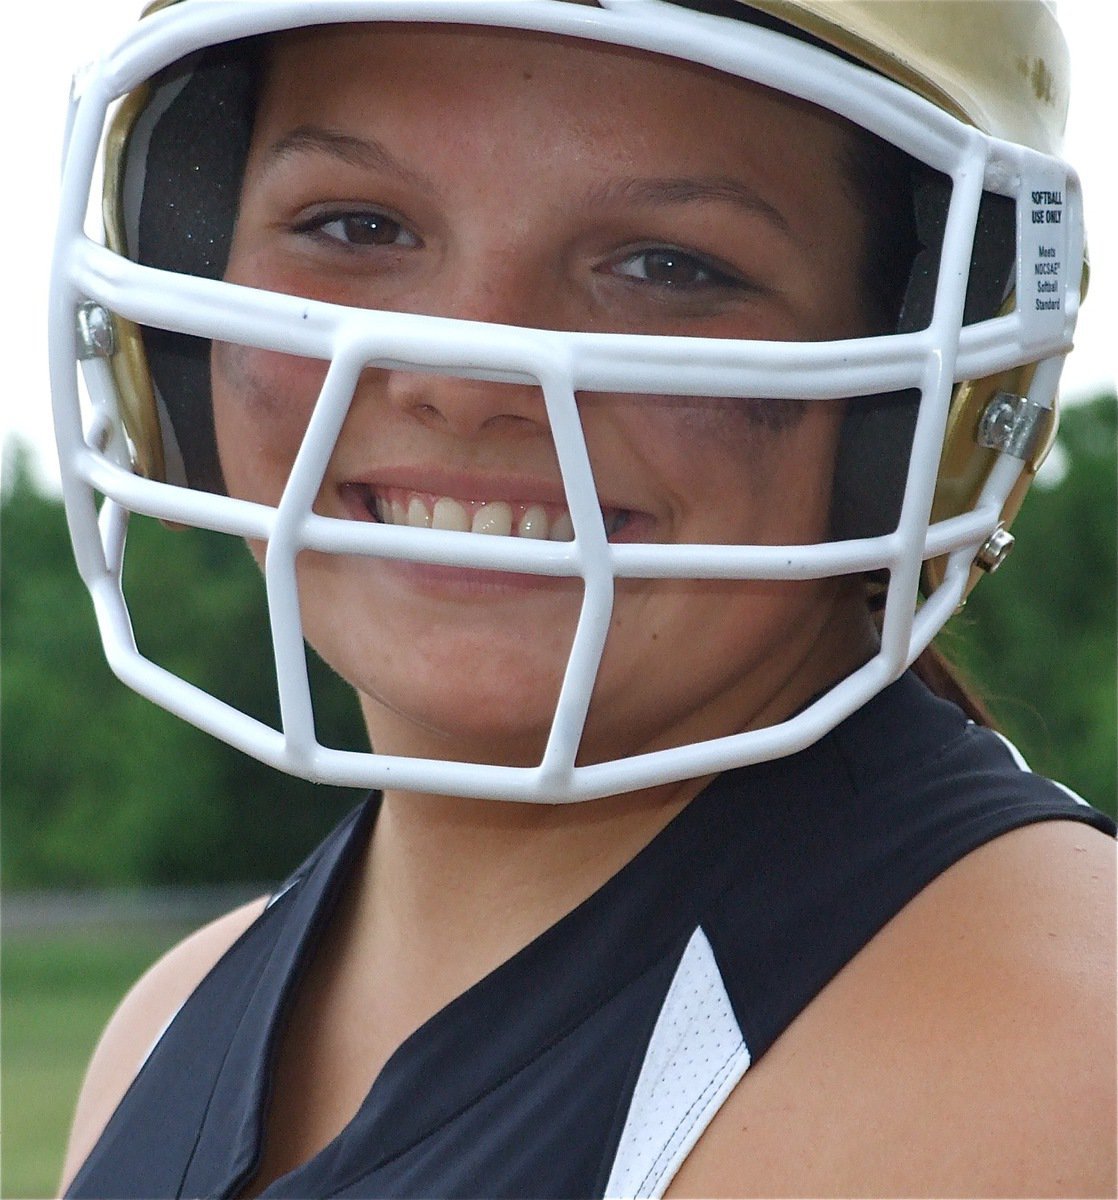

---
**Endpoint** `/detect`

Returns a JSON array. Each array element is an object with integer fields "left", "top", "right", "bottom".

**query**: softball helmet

[{"left": 49, "top": 0, "right": 1084, "bottom": 800}]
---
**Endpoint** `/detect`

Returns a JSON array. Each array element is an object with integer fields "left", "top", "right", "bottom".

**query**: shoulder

[
  {"left": 59, "top": 895, "right": 269, "bottom": 1194},
  {"left": 855, "top": 819, "right": 1117, "bottom": 1195},
  {"left": 669, "top": 819, "right": 1116, "bottom": 1198}
]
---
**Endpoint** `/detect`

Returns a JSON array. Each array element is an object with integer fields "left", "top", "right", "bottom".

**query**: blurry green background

[{"left": 2, "top": 393, "right": 1115, "bottom": 1198}]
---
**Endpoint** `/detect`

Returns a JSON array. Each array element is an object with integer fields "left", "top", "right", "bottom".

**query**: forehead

[{"left": 252, "top": 22, "right": 854, "bottom": 178}]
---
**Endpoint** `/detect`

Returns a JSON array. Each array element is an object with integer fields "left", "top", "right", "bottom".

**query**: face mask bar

[{"left": 50, "top": 0, "right": 1083, "bottom": 802}]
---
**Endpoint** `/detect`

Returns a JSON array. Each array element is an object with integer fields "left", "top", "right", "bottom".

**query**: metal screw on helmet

[
  {"left": 76, "top": 301, "right": 116, "bottom": 360},
  {"left": 976, "top": 392, "right": 1050, "bottom": 462},
  {"left": 975, "top": 525, "right": 1015, "bottom": 573}
]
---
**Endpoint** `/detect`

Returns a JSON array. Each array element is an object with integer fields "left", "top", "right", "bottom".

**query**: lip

[{"left": 367, "top": 556, "right": 584, "bottom": 599}]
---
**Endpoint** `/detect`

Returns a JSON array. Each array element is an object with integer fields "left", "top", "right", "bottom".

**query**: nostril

[
  {"left": 388, "top": 372, "right": 552, "bottom": 438},
  {"left": 412, "top": 402, "right": 444, "bottom": 422}
]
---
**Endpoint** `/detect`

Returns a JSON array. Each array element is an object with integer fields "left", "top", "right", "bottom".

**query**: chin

[{"left": 360, "top": 691, "right": 557, "bottom": 771}]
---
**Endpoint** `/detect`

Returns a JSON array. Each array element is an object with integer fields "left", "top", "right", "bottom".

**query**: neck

[
  {"left": 358, "top": 780, "right": 702, "bottom": 991},
  {"left": 276, "top": 777, "right": 705, "bottom": 1144}
]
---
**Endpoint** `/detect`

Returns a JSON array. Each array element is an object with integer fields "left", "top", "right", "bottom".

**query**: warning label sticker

[{"left": 1017, "top": 158, "right": 1071, "bottom": 348}]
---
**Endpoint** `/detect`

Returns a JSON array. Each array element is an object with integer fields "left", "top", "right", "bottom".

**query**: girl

[{"left": 51, "top": 2, "right": 1115, "bottom": 1196}]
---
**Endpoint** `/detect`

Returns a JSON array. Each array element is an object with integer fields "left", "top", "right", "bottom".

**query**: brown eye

[
  {"left": 613, "top": 247, "right": 739, "bottom": 289},
  {"left": 303, "top": 211, "right": 419, "bottom": 248}
]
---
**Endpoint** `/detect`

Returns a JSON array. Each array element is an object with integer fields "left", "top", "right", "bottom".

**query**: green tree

[
  {"left": 944, "top": 392, "right": 1117, "bottom": 814},
  {"left": 1, "top": 443, "right": 364, "bottom": 888}
]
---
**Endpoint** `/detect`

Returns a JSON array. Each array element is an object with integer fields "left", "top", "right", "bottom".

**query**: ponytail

[{"left": 910, "top": 643, "right": 997, "bottom": 727}]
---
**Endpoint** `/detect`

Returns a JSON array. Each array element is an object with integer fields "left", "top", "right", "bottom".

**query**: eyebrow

[
  {"left": 261, "top": 126, "right": 790, "bottom": 234},
  {"left": 263, "top": 124, "right": 434, "bottom": 192},
  {"left": 586, "top": 176, "right": 791, "bottom": 234}
]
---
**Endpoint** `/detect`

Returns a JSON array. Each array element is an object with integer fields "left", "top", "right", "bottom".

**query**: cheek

[
  {"left": 659, "top": 396, "right": 804, "bottom": 443},
  {"left": 586, "top": 393, "right": 783, "bottom": 469},
  {"left": 210, "top": 342, "right": 327, "bottom": 502},
  {"left": 597, "top": 394, "right": 843, "bottom": 543},
  {"left": 672, "top": 407, "right": 823, "bottom": 534}
]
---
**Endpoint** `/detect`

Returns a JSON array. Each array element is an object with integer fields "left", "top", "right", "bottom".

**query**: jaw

[{"left": 340, "top": 567, "right": 874, "bottom": 786}]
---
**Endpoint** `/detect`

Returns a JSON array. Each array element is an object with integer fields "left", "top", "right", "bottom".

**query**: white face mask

[{"left": 51, "top": 0, "right": 1082, "bottom": 802}]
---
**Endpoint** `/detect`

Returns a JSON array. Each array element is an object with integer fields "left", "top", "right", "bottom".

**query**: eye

[
  {"left": 611, "top": 247, "right": 742, "bottom": 290},
  {"left": 295, "top": 210, "right": 420, "bottom": 249}
]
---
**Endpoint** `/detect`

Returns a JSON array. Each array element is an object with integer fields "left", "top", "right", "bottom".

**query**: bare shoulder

[
  {"left": 669, "top": 819, "right": 1117, "bottom": 1199},
  {"left": 59, "top": 895, "right": 269, "bottom": 1195}
]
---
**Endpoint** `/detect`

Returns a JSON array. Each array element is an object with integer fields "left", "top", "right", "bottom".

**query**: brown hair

[{"left": 910, "top": 643, "right": 997, "bottom": 726}]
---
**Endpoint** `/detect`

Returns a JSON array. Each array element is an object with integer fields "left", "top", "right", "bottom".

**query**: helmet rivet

[
  {"left": 978, "top": 394, "right": 1017, "bottom": 444},
  {"left": 76, "top": 301, "right": 116, "bottom": 360},
  {"left": 975, "top": 526, "right": 1015, "bottom": 573},
  {"left": 977, "top": 392, "right": 1049, "bottom": 462}
]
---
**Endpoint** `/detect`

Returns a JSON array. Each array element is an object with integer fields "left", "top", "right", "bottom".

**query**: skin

[
  {"left": 61, "top": 22, "right": 1116, "bottom": 1200},
  {"left": 211, "top": 25, "right": 876, "bottom": 772}
]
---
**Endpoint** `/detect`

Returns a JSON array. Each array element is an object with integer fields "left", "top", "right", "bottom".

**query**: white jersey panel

[{"left": 604, "top": 925, "right": 750, "bottom": 1199}]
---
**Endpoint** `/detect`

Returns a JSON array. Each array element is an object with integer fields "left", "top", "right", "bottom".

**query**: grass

[{"left": 1, "top": 926, "right": 190, "bottom": 1200}]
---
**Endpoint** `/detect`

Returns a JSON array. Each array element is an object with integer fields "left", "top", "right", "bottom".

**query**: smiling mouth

[{"left": 341, "top": 484, "right": 631, "bottom": 541}]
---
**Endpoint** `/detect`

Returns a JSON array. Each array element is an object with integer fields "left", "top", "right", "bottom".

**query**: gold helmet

[{"left": 746, "top": 0, "right": 1078, "bottom": 592}]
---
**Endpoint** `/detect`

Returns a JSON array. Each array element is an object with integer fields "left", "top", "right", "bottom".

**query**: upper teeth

[{"left": 374, "top": 491, "right": 575, "bottom": 541}]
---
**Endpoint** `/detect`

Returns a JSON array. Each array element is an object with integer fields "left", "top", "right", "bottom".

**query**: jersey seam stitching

[{"left": 635, "top": 1041, "right": 745, "bottom": 1196}]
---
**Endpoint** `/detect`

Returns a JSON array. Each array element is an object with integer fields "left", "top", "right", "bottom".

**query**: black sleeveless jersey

[{"left": 66, "top": 673, "right": 1115, "bottom": 1199}]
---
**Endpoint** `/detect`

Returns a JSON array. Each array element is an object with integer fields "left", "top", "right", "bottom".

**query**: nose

[
  {"left": 384, "top": 372, "right": 550, "bottom": 441},
  {"left": 379, "top": 252, "right": 562, "bottom": 440}
]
